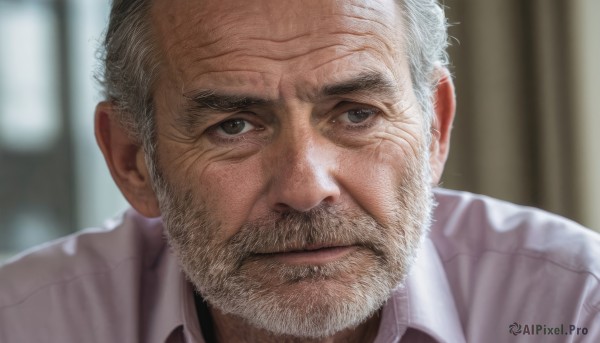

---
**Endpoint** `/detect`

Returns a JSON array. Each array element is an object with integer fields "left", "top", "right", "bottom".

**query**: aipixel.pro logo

[
  {"left": 509, "top": 322, "right": 522, "bottom": 335},
  {"left": 509, "top": 322, "right": 588, "bottom": 336}
]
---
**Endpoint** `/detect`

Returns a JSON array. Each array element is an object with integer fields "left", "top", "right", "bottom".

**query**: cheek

[
  {"left": 159, "top": 138, "right": 267, "bottom": 241},
  {"left": 196, "top": 156, "right": 266, "bottom": 239},
  {"left": 338, "top": 134, "right": 421, "bottom": 225}
]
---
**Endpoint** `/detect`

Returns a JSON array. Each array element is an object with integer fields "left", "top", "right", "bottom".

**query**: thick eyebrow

[
  {"left": 320, "top": 71, "right": 398, "bottom": 98},
  {"left": 179, "top": 90, "right": 270, "bottom": 129},
  {"left": 183, "top": 90, "right": 269, "bottom": 113},
  {"left": 183, "top": 71, "right": 396, "bottom": 113}
]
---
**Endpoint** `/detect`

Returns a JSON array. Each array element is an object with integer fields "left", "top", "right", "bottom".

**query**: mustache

[{"left": 223, "top": 205, "right": 390, "bottom": 261}]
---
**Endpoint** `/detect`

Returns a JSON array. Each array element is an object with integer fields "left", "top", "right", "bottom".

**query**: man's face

[{"left": 150, "top": 0, "right": 434, "bottom": 338}]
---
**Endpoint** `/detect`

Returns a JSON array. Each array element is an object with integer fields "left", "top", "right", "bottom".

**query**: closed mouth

[
  {"left": 257, "top": 243, "right": 350, "bottom": 255},
  {"left": 251, "top": 244, "right": 358, "bottom": 265}
]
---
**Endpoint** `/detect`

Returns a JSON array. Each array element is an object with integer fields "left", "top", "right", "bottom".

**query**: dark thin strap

[{"left": 194, "top": 292, "right": 218, "bottom": 343}]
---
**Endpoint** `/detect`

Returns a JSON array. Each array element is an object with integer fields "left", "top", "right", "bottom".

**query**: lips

[
  {"left": 253, "top": 244, "right": 357, "bottom": 265},
  {"left": 264, "top": 243, "right": 348, "bottom": 254}
]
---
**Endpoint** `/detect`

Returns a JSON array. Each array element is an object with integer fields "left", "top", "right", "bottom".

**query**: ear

[
  {"left": 95, "top": 102, "right": 161, "bottom": 217},
  {"left": 428, "top": 67, "right": 456, "bottom": 185}
]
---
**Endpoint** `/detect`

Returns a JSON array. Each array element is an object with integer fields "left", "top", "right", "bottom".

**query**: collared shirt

[{"left": 1, "top": 189, "right": 599, "bottom": 342}]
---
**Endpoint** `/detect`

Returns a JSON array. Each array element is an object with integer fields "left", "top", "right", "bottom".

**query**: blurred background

[{"left": 0, "top": 0, "right": 598, "bottom": 262}]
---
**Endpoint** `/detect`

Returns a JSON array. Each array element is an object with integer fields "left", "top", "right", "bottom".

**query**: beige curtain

[{"left": 442, "top": 0, "right": 600, "bottom": 231}]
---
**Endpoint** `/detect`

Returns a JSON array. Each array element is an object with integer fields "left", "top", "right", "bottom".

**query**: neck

[{"left": 210, "top": 307, "right": 381, "bottom": 343}]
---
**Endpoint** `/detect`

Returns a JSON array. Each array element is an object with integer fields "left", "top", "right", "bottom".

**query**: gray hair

[
  {"left": 98, "top": 0, "right": 449, "bottom": 148},
  {"left": 397, "top": 0, "right": 449, "bottom": 129},
  {"left": 99, "top": 0, "right": 159, "bottom": 149}
]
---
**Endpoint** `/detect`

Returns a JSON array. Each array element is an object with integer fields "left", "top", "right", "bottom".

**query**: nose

[{"left": 266, "top": 131, "right": 341, "bottom": 213}]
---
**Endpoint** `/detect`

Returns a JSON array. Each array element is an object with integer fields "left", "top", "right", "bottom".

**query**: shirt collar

[
  {"left": 128, "top": 209, "right": 203, "bottom": 343},
  {"left": 152, "top": 247, "right": 204, "bottom": 343},
  {"left": 376, "top": 238, "right": 466, "bottom": 343}
]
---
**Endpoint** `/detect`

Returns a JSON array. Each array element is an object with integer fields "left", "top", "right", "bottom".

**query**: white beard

[{"left": 154, "top": 146, "right": 434, "bottom": 338}]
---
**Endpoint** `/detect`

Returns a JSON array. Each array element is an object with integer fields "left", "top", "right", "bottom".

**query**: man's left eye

[{"left": 337, "top": 108, "right": 379, "bottom": 125}]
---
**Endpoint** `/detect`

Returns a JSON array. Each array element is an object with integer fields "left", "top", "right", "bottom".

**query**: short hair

[
  {"left": 398, "top": 0, "right": 449, "bottom": 129},
  {"left": 98, "top": 0, "right": 449, "bottom": 147}
]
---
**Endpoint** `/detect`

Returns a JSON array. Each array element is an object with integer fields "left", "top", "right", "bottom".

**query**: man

[{"left": 1, "top": 0, "right": 598, "bottom": 342}]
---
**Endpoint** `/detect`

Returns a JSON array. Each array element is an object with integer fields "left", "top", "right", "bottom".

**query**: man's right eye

[{"left": 216, "top": 119, "right": 256, "bottom": 136}]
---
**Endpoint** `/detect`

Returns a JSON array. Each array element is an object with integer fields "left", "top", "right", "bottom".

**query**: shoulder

[
  {"left": 430, "top": 189, "right": 600, "bottom": 340},
  {"left": 0, "top": 210, "right": 166, "bottom": 342},
  {"left": 432, "top": 188, "right": 600, "bottom": 276},
  {"left": 0, "top": 210, "right": 165, "bottom": 306}
]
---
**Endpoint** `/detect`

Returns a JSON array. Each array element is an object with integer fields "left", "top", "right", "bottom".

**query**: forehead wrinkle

[
  {"left": 329, "top": 12, "right": 392, "bottom": 32},
  {"left": 180, "top": 43, "right": 349, "bottom": 69},
  {"left": 167, "top": 34, "right": 225, "bottom": 58},
  {"left": 186, "top": 48, "right": 247, "bottom": 64},
  {"left": 165, "top": 8, "right": 400, "bottom": 58},
  {"left": 181, "top": 30, "right": 390, "bottom": 67},
  {"left": 183, "top": 70, "right": 280, "bottom": 98},
  {"left": 189, "top": 69, "right": 278, "bottom": 81},
  {"left": 250, "top": 43, "right": 350, "bottom": 63},
  {"left": 345, "top": 1, "right": 395, "bottom": 16},
  {"left": 245, "top": 32, "right": 313, "bottom": 44},
  {"left": 234, "top": 19, "right": 396, "bottom": 60},
  {"left": 310, "top": 52, "right": 357, "bottom": 73},
  {"left": 307, "top": 42, "right": 396, "bottom": 74},
  {"left": 154, "top": 2, "right": 405, "bottom": 81},
  {"left": 185, "top": 34, "right": 395, "bottom": 74}
]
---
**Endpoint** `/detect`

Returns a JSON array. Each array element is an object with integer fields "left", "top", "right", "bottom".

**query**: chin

[{"left": 194, "top": 248, "right": 410, "bottom": 339}]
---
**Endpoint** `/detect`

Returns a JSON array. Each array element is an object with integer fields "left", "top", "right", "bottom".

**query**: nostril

[{"left": 268, "top": 172, "right": 341, "bottom": 213}]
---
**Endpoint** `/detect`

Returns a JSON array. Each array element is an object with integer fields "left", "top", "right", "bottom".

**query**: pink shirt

[{"left": 1, "top": 189, "right": 599, "bottom": 342}]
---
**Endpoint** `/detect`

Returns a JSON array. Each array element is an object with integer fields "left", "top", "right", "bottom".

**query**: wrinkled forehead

[
  {"left": 150, "top": 0, "right": 407, "bottom": 97},
  {"left": 152, "top": 0, "right": 401, "bottom": 33}
]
